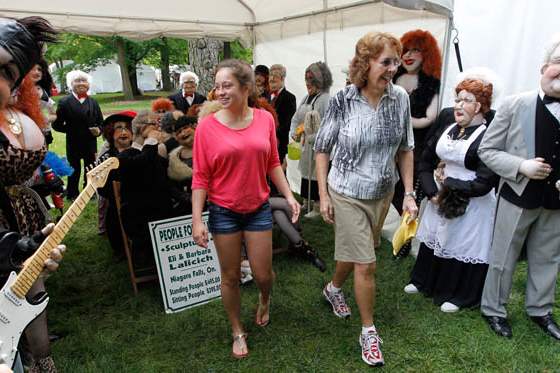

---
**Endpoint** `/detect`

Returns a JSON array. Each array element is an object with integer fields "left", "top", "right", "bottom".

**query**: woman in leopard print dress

[{"left": 0, "top": 16, "right": 59, "bottom": 373}]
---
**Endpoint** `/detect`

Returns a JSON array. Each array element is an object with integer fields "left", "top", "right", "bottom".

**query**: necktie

[{"left": 77, "top": 93, "right": 88, "bottom": 99}]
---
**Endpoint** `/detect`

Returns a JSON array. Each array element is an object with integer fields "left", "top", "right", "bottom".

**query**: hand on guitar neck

[{"left": 24, "top": 223, "right": 66, "bottom": 274}]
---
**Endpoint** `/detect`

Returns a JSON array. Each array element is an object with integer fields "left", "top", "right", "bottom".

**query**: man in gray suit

[{"left": 478, "top": 36, "right": 560, "bottom": 340}]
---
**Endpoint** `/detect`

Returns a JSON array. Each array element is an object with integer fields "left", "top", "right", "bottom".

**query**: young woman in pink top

[{"left": 192, "top": 59, "right": 300, "bottom": 359}]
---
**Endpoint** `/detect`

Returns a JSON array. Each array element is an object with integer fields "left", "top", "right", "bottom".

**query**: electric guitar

[{"left": 0, "top": 157, "right": 119, "bottom": 367}]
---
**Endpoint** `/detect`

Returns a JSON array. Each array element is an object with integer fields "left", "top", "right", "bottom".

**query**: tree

[
  {"left": 46, "top": 33, "right": 160, "bottom": 99},
  {"left": 230, "top": 40, "right": 253, "bottom": 63},
  {"left": 188, "top": 38, "right": 223, "bottom": 95},
  {"left": 45, "top": 33, "right": 114, "bottom": 93},
  {"left": 143, "top": 37, "right": 189, "bottom": 92}
]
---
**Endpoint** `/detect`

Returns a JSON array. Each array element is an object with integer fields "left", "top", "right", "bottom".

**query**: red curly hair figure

[
  {"left": 392, "top": 29, "right": 443, "bottom": 229},
  {"left": 13, "top": 74, "right": 45, "bottom": 129},
  {"left": 151, "top": 97, "right": 174, "bottom": 113},
  {"left": 400, "top": 29, "right": 442, "bottom": 79}
]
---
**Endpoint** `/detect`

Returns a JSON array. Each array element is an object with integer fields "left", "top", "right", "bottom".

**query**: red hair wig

[
  {"left": 151, "top": 97, "right": 174, "bottom": 113},
  {"left": 254, "top": 97, "right": 279, "bottom": 128},
  {"left": 186, "top": 104, "right": 202, "bottom": 117},
  {"left": 401, "top": 29, "right": 442, "bottom": 80},
  {"left": 13, "top": 74, "right": 45, "bottom": 128},
  {"left": 455, "top": 79, "right": 493, "bottom": 114}
]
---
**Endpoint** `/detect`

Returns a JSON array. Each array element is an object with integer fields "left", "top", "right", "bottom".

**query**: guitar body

[{"left": 0, "top": 271, "right": 49, "bottom": 367}]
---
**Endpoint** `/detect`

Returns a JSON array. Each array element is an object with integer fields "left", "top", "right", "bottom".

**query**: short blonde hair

[{"left": 349, "top": 32, "right": 402, "bottom": 88}]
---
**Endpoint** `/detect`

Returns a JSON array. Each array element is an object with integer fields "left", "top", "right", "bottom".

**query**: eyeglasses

[
  {"left": 454, "top": 97, "right": 477, "bottom": 104},
  {"left": 379, "top": 58, "right": 401, "bottom": 68},
  {"left": 113, "top": 124, "right": 130, "bottom": 131}
]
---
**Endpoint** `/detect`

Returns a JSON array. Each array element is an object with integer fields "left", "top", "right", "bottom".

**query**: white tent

[
  {"left": 50, "top": 61, "right": 159, "bottom": 94},
  {"left": 1, "top": 1, "right": 453, "bottom": 102},
  {"left": 2, "top": 1, "right": 454, "bottom": 192}
]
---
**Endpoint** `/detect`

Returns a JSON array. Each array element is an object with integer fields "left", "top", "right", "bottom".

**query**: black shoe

[
  {"left": 483, "top": 315, "right": 512, "bottom": 338},
  {"left": 530, "top": 313, "right": 560, "bottom": 340},
  {"left": 293, "top": 241, "right": 327, "bottom": 272}
]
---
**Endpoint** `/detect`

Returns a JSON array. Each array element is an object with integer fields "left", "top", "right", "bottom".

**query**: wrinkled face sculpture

[
  {"left": 269, "top": 70, "right": 284, "bottom": 92},
  {"left": 112, "top": 121, "right": 132, "bottom": 149},
  {"left": 182, "top": 78, "right": 197, "bottom": 96},
  {"left": 541, "top": 44, "right": 560, "bottom": 98},
  {"left": 453, "top": 89, "right": 481, "bottom": 127},
  {"left": 176, "top": 125, "right": 195, "bottom": 147},
  {"left": 72, "top": 77, "right": 89, "bottom": 96}
]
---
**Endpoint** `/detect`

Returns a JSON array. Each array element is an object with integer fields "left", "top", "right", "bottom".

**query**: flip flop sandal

[
  {"left": 255, "top": 294, "right": 271, "bottom": 327},
  {"left": 232, "top": 333, "right": 249, "bottom": 359}
]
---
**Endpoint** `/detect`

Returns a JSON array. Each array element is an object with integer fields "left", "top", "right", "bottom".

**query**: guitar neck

[{"left": 10, "top": 184, "right": 97, "bottom": 298}]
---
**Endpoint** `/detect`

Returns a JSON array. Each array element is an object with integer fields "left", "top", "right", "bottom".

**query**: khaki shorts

[{"left": 329, "top": 187, "right": 393, "bottom": 264}]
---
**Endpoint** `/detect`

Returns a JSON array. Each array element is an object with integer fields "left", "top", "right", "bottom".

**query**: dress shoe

[
  {"left": 530, "top": 313, "right": 560, "bottom": 341},
  {"left": 483, "top": 315, "right": 512, "bottom": 338}
]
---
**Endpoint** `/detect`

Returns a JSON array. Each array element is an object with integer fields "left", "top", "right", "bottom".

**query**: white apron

[{"left": 416, "top": 123, "right": 496, "bottom": 264}]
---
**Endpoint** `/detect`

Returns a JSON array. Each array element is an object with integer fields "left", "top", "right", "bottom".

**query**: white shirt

[
  {"left": 271, "top": 87, "right": 284, "bottom": 101},
  {"left": 540, "top": 90, "right": 560, "bottom": 122},
  {"left": 182, "top": 90, "right": 194, "bottom": 105}
]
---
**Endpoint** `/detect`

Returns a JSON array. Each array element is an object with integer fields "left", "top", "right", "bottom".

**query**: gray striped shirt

[{"left": 314, "top": 83, "right": 414, "bottom": 200}]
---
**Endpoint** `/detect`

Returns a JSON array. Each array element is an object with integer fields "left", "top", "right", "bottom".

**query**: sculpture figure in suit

[
  {"left": 168, "top": 71, "right": 206, "bottom": 114},
  {"left": 269, "top": 64, "right": 297, "bottom": 164},
  {"left": 478, "top": 36, "right": 560, "bottom": 340}
]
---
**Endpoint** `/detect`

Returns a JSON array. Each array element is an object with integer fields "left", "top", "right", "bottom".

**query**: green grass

[
  {"left": 43, "top": 94, "right": 560, "bottom": 371},
  {"left": 46, "top": 204, "right": 560, "bottom": 372}
]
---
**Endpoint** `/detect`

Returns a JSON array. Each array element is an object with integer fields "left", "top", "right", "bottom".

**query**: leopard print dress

[{"left": 0, "top": 137, "right": 49, "bottom": 236}]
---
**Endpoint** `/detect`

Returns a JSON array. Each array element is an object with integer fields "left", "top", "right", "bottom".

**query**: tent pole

[
  {"left": 439, "top": 16, "right": 454, "bottom": 111},
  {"left": 323, "top": 0, "right": 328, "bottom": 63}
]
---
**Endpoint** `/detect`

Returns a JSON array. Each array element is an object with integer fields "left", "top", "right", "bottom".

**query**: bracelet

[{"left": 404, "top": 191, "right": 417, "bottom": 199}]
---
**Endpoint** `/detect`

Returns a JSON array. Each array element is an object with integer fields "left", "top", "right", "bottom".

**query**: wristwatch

[{"left": 404, "top": 191, "right": 417, "bottom": 199}]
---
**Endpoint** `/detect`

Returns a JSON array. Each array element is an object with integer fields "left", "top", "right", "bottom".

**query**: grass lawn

[{"left": 43, "top": 94, "right": 560, "bottom": 372}]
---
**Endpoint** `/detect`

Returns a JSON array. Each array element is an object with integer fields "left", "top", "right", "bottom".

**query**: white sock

[
  {"left": 327, "top": 281, "right": 341, "bottom": 293},
  {"left": 362, "top": 325, "right": 377, "bottom": 335}
]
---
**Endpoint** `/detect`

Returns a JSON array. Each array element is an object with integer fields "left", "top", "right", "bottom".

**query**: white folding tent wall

[{"left": 253, "top": 2, "right": 451, "bottom": 109}]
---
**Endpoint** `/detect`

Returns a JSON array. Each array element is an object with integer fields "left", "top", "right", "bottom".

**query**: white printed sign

[{"left": 149, "top": 212, "right": 221, "bottom": 313}]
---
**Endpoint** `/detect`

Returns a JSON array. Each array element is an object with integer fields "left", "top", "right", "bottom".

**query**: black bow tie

[{"left": 543, "top": 95, "right": 560, "bottom": 104}]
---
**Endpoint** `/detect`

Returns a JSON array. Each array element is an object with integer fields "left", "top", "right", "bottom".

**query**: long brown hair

[{"left": 215, "top": 59, "right": 257, "bottom": 107}]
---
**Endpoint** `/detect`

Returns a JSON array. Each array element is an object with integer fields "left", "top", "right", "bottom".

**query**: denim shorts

[{"left": 208, "top": 201, "right": 273, "bottom": 234}]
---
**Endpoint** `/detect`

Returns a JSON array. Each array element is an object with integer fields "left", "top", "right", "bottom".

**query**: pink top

[{"left": 192, "top": 108, "right": 281, "bottom": 213}]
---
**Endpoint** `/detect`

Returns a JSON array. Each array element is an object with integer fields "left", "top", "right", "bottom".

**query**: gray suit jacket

[{"left": 478, "top": 90, "right": 539, "bottom": 196}]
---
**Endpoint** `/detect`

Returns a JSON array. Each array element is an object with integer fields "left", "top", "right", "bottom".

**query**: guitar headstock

[{"left": 86, "top": 157, "right": 119, "bottom": 189}]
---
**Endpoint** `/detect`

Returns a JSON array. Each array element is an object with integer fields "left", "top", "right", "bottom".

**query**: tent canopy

[
  {"left": 0, "top": 1, "right": 452, "bottom": 44},
  {"left": 2, "top": 0, "right": 454, "bottom": 102}
]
